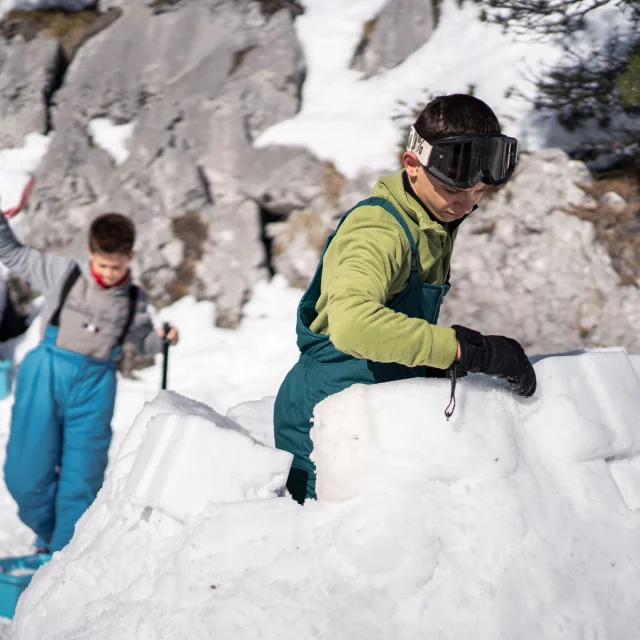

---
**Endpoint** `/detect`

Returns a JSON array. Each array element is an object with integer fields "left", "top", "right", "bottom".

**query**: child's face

[
  {"left": 403, "top": 151, "right": 485, "bottom": 223},
  {"left": 88, "top": 250, "right": 133, "bottom": 286}
]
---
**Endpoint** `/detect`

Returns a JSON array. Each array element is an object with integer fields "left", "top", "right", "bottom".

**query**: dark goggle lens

[{"left": 428, "top": 136, "right": 518, "bottom": 188}]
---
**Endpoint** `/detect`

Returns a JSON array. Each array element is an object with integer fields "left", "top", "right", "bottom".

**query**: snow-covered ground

[
  {"left": 8, "top": 348, "right": 640, "bottom": 639},
  {"left": 0, "top": 0, "right": 638, "bottom": 637},
  {"left": 0, "top": 134, "right": 50, "bottom": 215}
]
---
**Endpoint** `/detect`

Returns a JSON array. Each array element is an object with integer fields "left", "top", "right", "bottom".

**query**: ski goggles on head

[{"left": 406, "top": 126, "right": 518, "bottom": 189}]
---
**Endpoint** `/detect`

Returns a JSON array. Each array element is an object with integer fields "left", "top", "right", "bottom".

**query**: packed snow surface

[{"left": 8, "top": 349, "right": 640, "bottom": 639}]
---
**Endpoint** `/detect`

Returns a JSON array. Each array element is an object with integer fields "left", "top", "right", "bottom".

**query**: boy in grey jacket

[{"left": 0, "top": 210, "right": 178, "bottom": 553}]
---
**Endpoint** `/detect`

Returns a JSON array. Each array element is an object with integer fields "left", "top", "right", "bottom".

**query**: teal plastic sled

[
  {"left": 0, "top": 359, "right": 11, "bottom": 400},
  {"left": 0, "top": 553, "right": 51, "bottom": 619}
]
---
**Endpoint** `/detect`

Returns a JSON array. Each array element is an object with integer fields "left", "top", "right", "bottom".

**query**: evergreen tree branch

[{"left": 474, "top": 0, "right": 637, "bottom": 36}]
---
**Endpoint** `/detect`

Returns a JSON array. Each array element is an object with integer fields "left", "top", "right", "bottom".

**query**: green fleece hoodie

[{"left": 309, "top": 169, "right": 459, "bottom": 370}]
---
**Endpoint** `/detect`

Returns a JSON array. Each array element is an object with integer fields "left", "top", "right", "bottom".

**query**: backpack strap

[
  {"left": 49, "top": 265, "right": 81, "bottom": 327},
  {"left": 117, "top": 284, "right": 139, "bottom": 345}
]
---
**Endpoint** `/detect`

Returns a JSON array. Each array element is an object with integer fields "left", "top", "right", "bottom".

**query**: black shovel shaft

[{"left": 161, "top": 322, "right": 170, "bottom": 390}]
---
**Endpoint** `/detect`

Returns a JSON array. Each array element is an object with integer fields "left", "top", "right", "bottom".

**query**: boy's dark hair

[
  {"left": 88, "top": 213, "right": 136, "bottom": 255},
  {"left": 414, "top": 94, "right": 501, "bottom": 143}
]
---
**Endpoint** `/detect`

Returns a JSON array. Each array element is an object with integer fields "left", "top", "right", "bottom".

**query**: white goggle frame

[{"left": 405, "top": 126, "right": 433, "bottom": 165}]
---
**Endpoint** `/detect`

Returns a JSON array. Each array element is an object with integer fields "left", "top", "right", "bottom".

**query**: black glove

[{"left": 451, "top": 325, "right": 537, "bottom": 398}]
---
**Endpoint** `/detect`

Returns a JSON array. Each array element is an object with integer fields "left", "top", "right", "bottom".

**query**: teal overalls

[
  {"left": 4, "top": 268, "right": 138, "bottom": 552},
  {"left": 274, "top": 197, "right": 451, "bottom": 501},
  {"left": 4, "top": 327, "right": 119, "bottom": 552}
]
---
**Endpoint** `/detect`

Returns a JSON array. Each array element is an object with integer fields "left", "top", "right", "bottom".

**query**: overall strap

[
  {"left": 117, "top": 284, "right": 139, "bottom": 345},
  {"left": 359, "top": 197, "right": 420, "bottom": 285},
  {"left": 49, "top": 265, "right": 81, "bottom": 326}
]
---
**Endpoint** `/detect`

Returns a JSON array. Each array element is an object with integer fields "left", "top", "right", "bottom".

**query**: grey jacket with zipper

[{"left": 0, "top": 215, "right": 164, "bottom": 360}]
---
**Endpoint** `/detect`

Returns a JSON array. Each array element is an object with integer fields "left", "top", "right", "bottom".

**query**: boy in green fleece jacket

[{"left": 274, "top": 94, "right": 537, "bottom": 503}]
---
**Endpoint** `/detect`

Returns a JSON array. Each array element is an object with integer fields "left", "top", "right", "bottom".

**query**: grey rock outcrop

[
  {"left": 0, "top": 6, "right": 123, "bottom": 149},
  {"left": 16, "top": 0, "right": 332, "bottom": 324},
  {"left": 0, "top": 35, "right": 60, "bottom": 147},
  {"left": 267, "top": 207, "right": 330, "bottom": 288},
  {"left": 256, "top": 159, "right": 350, "bottom": 287},
  {"left": 438, "top": 148, "right": 640, "bottom": 356},
  {"left": 351, "top": 0, "right": 436, "bottom": 75},
  {"left": 8, "top": 1, "right": 96, "bottom": 10}
]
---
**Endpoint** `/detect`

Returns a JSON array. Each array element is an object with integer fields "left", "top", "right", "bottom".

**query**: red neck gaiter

[{"left": 90, "top": 264, "right": 130, "bottom": 289}]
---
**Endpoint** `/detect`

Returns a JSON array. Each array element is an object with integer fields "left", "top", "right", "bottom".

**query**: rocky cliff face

[{"left": 438, "top": 149, "right": 640, "bottom": 356}]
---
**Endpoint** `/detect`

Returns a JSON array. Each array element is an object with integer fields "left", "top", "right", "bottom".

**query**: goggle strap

[{"left": 406, "top": 126, "right": 432, "bottom": 166}]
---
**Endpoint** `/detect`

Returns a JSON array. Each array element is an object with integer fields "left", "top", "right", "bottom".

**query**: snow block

[
  {"left": 528, "top": 348, "right": 640, "bottom": 460},
  {"left": 122, "top": 411, "right": 293, "bottom": 520},
  {"left": 312, "top": 350, "right": 640, "bottom": 502},
  {"left": 311, "top": 374, "right": 522, "bottom": 501},
  {"left": 226, "top": 396, "right": 277, "bottom": 447}
]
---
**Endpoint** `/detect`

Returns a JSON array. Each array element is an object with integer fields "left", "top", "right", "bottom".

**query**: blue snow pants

[{"left": 3, "top": 326, "right": 118, "bottom": 552}]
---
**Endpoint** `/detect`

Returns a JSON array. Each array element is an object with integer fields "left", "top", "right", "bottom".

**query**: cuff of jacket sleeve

[
  {"left": 424, "top": 326, "right": 458, "bottom": 369},
  {"left": 143, "top": 330, "right": 165, "bottom": 356}
]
